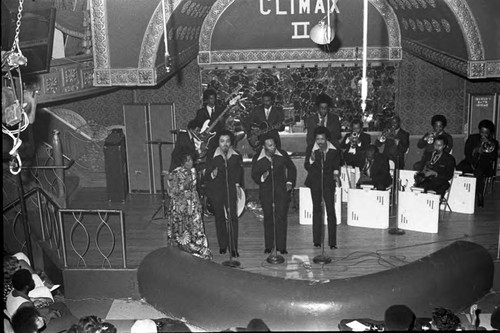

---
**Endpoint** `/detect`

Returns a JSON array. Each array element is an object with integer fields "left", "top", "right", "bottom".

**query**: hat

[
  {"left": 384, "top": 305, "right": 416, "bottom": 331},
  {"left": 131, "top": 319, "right": 157, "bottom": 333}
]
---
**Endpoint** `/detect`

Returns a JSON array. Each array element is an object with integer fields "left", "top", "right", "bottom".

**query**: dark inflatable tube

[{"left": 138, "top": 241, "right": 493, "bottom": 331}]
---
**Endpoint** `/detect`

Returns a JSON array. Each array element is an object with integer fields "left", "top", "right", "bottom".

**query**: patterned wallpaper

[
  {"left": 396, "top": 52, "right": 465, "bottom": 135},
  {"left": 201, "top": 65, "right": 399, "bottom": 131},
  {"left": 134, "top": 60, "right": 202, "bottom": 129}
]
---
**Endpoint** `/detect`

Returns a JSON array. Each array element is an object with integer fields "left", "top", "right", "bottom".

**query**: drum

[{"left": 237, "top": 186, "right": 246, "bottom": 217}]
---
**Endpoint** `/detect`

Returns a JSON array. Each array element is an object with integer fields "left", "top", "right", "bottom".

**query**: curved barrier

[{"left": 138, "top": 241, "right": 493, "bottom": 331}]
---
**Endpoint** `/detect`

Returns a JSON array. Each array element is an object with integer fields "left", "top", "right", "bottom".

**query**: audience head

[
  {"left": 246, "top": 318, "right": 270, "bottom": 331},
  {"left": 431, "top": 115, "right": 447, "bottom": 133},
  {"left": 315, "top": 93, "right": 332, "bottom": 117},
  {"left": 384, "top": 304, "right": 416, "bottom": 331},
  {"left": 203, "top": 88, "right": 217, "bottom": 106},
  {"left": 12, "top": 269, "right": 34, "bottom": 293},
  {"left": 11, "top": 307, "right": 45, "bottom": 333},
  {"left": 66, "top": 315, "right": 116, "bottom": 333},
  {"left": 217, "top": 129, "right": 235, "bottom": 152},
  {"left": 431, "top": 307, "right": 461, "bottom": 330},
  {"left": 262, "top": 91, "right": 275, "bottom": 108},
  {"left": 478, "top": 119, "right": 495, "bottom": 138},
  {"left": 4, "top": 255, "right": 20, "bottom": 282},
  {"left": 433, "top": 134, "right": 448, "bottom": 152}
]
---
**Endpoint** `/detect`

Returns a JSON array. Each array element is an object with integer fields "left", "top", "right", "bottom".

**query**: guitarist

[{"left": 245, "top": 91, "right": 285, "bottom": 149}]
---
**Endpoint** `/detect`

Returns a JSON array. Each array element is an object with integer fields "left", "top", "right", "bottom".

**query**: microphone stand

[
  {"left": 222, "top": 153, "right": 240, "bottom": 268},
  {"left": 313, "top": 150, "right": 332, "bottom": 265},
  {"left": 266, "top": 155, "right": 285, "bottom": 264}
]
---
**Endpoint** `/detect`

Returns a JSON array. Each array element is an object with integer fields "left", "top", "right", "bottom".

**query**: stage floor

[{"left": 69, "top": 184, "right": 499, "bottom": 282}]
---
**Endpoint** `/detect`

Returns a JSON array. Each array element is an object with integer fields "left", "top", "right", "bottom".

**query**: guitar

[
  {"left": 247, "top": 118, "right": 295, "bottom": 149},
  {"left": 191, "top": 93, "right": 244, "bottom": 158}
]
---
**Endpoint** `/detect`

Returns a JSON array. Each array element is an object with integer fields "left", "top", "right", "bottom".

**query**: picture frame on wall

[{"left": 467, "top": 93, "right": 498, "bottom": 137}]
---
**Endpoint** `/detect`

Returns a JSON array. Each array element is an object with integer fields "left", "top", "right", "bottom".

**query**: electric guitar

[
  {"left": 247, "top": 118, "right": 295, "bottom": 149},
  {"left": 191, "top": 93, "right": 244, "bottom": 158}
]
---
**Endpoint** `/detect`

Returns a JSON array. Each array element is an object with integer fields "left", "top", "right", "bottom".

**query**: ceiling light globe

[{"left": 310, "top": 23, "right": 335, "bottom": 45}]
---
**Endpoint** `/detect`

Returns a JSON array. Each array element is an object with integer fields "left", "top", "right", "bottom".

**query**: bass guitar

[
  {"left": 191, "top": 93, "right": 244, "bottom": 158},
  {"left": 247, "top": 118, "right": 294, "bottom": 149}
]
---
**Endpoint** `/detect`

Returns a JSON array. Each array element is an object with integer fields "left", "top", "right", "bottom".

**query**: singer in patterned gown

[{"left": 167, "top": 147, "right": 212, "bottom": 260}]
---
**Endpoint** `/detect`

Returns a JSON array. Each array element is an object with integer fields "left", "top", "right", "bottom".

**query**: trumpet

[
  {"left": 379, "top": 128, "right": 395, "bottom": 143},
  {"left": 481, "top": 138, "right": 496, "bottom": 153},
  {"left": 426, "top": 132, "right": 436, "bottom": 144},
  {"left": 350, "top": 132, "right": 359, "bottom": 148}
]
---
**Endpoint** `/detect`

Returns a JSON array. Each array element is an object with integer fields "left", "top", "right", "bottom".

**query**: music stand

[{"left": 146, "top": 140, "right": 174, "bottom": 222}]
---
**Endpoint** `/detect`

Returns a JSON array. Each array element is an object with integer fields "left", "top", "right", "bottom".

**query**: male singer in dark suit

[
  {"left": 414, "top": 135, "right": 456, "bottom": 197},
  {"left": 245, "top": 91, "right": 285, "bottom": 149},
  {"left": 305, "top": 93, "right": 342, "bottom": 147},
  {"left": 340, "top": 119, "right": 371, "bottom": 167},
  {"left": 304, "top": 126, "right": 342, "bottom": 249},
  {"left": 251, "top": 133, "right": 296, "bottom": 255},
  {"left": 205, "top": 130, "right": 243, "bottom": 257},
  {"left": 375, "top": 116, "right": 410, "bottom": 169},
  {"left": 357, "top": 145, "right": 393, "bottom": 190}
]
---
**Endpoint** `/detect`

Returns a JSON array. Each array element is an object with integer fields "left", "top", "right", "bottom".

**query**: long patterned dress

[{"left": 167, "top": 166, "right": 212, "bottom": 260}]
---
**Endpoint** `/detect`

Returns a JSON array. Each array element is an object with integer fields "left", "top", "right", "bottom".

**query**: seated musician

[
  {"left": 414, "top": 135, "right": 456, "bottom": 197},
  {"left": 456, "top": 119, "right": 498, "bottom": 207},
  {"left": 375, "top": 116, "right": 410, "bottom": 169},
  {"left": 413, "top": 115, "right": 453, "bottom": 171},
  {"left": 340, "top": 119, "right": 371, "bottom": 167},
  {"left": 357, "top": 145, "right": 392, "bottom": 190},
  {"left": 245, "top": 91, "right": 285, "bottom": 150}
]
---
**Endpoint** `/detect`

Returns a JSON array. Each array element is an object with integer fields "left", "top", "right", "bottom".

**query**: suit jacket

[
  {"left": 427, "top": 152, "right": 456, "bottom": 183},
  {"left": 306, "top": 112, "right": 342, "bottom": 147},
  {"left": 245, "top": 105, "right": 285, "bottom": 132},
  {"left": 375, "top": 128, "right": 410, "bottom": 169},
  {"left": 417, "top": 131, "right": 453, "bottom": 163},
  {"left": 205, "top": 148, "right": 243, "bottom": 200},
  {"left": 340, "top": 132, "right": 371, "bottom": 167},
  {"left": 251, "top": 148, "right": 296, "bottom": 200},
  {"left": 193, "top": 104, "right": 225, "bottom": 133},
  {"left": 304, "top": 142, "right": 341, "bottom": 190},
  {"left": 358, "top": 153, "right": 393, "bottom": 190}
]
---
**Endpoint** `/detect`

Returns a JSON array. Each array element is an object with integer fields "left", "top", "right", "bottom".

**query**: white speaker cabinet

[
  {"left": 398, "top": 190, "right": 439, "bottom": 234},
  {"left": 340, "top": 166, "right": 360, "bottom": 202},
  {"left": 447, "top": 174, "right": 476, "bottom": 214},
  {"left": 347, "top": 188, "right": 390, "bottom": 229},
  {"left": 299, "top": 187, "right": 341, "bottom": 225}
]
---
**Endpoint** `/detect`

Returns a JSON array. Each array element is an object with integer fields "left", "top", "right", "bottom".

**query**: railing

[
  {"left": 3, "top": 187, "right": 128, "bottom": 269},
  {"left": 58, "top": 209, "right": 127, "bottom": 269}
]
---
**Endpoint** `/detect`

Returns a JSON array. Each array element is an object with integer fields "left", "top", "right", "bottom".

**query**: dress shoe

[
  {"left": 279, "top": 250, "right": 288, "bottom": 255},
  {"left": 330, "top": 245, "right": 337, "bottom": 249},
  {"left": 314, "top": 243, "right": 321, "bottom": 248},
  {"left": 264, "top": 248, "right": 271, "bottom": 254},
  {"left": 219, "top": 248, "right": 227, "bottom": 254},
  {"left": 231, "top": 251, "right": 240, "bottom": 258}
]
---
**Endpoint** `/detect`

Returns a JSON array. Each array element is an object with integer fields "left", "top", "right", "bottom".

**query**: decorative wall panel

[{"left": 201, "top": 64, "right": 398, "bottom": 131}]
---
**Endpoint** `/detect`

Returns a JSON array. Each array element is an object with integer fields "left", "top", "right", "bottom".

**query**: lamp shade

[{"left": 310, "top": 22, "right": 335, "bottom": 45}]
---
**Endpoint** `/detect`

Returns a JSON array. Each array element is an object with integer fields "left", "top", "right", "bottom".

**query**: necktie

[
  {"left": 207, "top": 107, "right": 212, "bottom": 118},
  {"left": 431, "top": 152, "right": 439, "bottom": 165},
  {"left": 265, "top": 108, "right": 270, "bottom": 120},
  {"left": 320, "top": 117, "right": 325, "bottom": 127}
]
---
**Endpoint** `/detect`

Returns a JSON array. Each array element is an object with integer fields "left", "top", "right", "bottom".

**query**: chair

[
  {"left": 483, "top": 157, "right": 497, "bottom": 195},
  {"left": 439, "top": 172, "right": 456, "bottom": 217}
]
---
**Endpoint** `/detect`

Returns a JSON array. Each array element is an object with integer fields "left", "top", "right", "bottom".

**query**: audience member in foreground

[
  {"left": 431, "top": 307, "right": 462, "bottom": 330},
  {"left": 11, "top": 307, "right": 45, "bottom": 333},
  {"left": 66, "top": 315, "right": 116, "bottom": 333},
  {"left": 384, "top": 304, "right": 416, "bottom": 331}
]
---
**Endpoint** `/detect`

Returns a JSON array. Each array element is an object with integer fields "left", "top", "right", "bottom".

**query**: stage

[{"left": 69, "top": 185, "right": 499, "bottom": 282}]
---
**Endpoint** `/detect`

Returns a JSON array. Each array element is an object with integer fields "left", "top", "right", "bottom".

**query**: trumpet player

[
  {"left": 375, "top": 116, "right": 410, "bottom": 169},
  {"left": 457, "top": 119, "right": 498, "bottom": 207},
  {"left": 340, "top": 119, "right": 371, "bottom": 167},
  {"left": 414, "top": 135, "right": 456, "bottom": 197},
  {"left": 413, "top": 115, "right": 453, "bottom": 171}
]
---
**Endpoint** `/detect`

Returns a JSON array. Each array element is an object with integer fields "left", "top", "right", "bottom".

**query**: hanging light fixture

[
  {"left": 310, "top": 0, "right": 340, "bottom": 45},
  {"left": 162, "top": 0, "right": 171, "bottom": 72}
]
